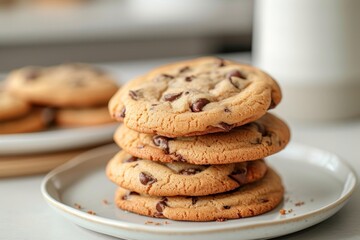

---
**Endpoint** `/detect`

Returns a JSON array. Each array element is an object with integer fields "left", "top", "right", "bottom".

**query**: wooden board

[{"left": 0, "top": 148, "right": 93, "bottom": 177}]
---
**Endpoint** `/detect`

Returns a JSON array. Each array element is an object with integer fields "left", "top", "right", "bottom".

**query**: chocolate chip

[
  {"left": 125, "top": 156, "right": 138, "bottom": 162},
  {"left": 179, "top": 66, "right": 190, "bottom": 73},
  {"left": 173, "top": 153, "right": 187, "bottom": 162},
  {"left": 191, "top": 98, "right": 210, "bottom": 112},
  {"left": 152, "top": 135, "right": 170, "bottom": 154},
  {"left": 252, "top": 122, "right": 267, "bottom": 136},
  {"left": 129, "top": 191, "right": 140, "bottom": 195},
  {"left": 226, "top": 70, "right": 246, "bottom": 80},
  {"left": 119, "top": 107, "right": 126, "bottom": 118},
  {"left": 217, "top": 122, "right": 234, "bottom": 131},
  {"left": 229, "top": 168, "right": 248, "bottom": 184},
  {"left": 121, "top": 195, "right": 128, "bottom": 200},
  {"left": 184, "top": 91, "right": 190, "bottom": 95},
  {"left": 224, "top": 108, "right": 231, "bottom": 113},
  {"left": 139, "top": 172, "right": 157, "bottom": 185},
  {"left": 129, "top": 90, "right": 140, "bottom": 100},
  {"left": 268, "top": 99, "right": 276, "bottom": 110},
  {"left": 161, "top": 74, "right": 174, "bottom": 79},
  {"left": 258, "top": 198, "right": 269, "bottom": 203},
  {"left": 185, "top": 76, "right": 194, "bottom": 82},
  {"left": 217, "top": 58, "right": 226, "bottom": 67},
  {"left": 156, "top": 198, "right": 168, "bottom": 212},
  {"left": 179, "top": 168, "right": 202, "bottom": 175},
  {"left": 192, "top": 197, "right": 198, "bottom": 205},
  {"left": 223, "top": 206, "right": 231, "bottom": 209},
  {"left": 24, "top": 68, "right": 40, "bottom": 81},
  {"left": 163, "top": 92, "right": 183, "bottom": 102}
]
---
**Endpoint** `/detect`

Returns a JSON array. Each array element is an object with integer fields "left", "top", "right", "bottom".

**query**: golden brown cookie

[
  {"left": 6, "top": 63, "right": 118, "bottom": 108},
  {"left": 115, "top": 167, "right": 284, "bottom": 221},
  {"left": 109, "top": 57, "right": 281, "bottom": 137},
  {"left": 114, "top": 113, "right": 290, "bottom": 165},
  {"left": 55, "top": 106, "right": 114, "bottom": 127},
  {"left": 0, "top": 109, "right": 47, "bottom": 134},
  {"left": 0, "top": 91, "right": 31, "bottom": 121},
  {"left": 106, "top": 151, "right": 267, "bottom": 197}
]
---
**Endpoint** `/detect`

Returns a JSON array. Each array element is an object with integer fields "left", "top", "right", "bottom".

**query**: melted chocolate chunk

[
  {"left": 191, "top": 197, "right": 198, "bottom": 205},
  {"left": 179, "top": 168, "right": 202, "bottom": 175},
  {"left": 125, "top": 156, "right": 138, "bottom": 162},
  {"left": 185, "top": 76, "right": 194, "bottom": 82},
  {"left": 152, "top": 135, "right": 170, "bottom": 154},
  {"left": 129, "top": 90, "right": 140, "bottom": 100},
  {"left": 24, "top": 68, "right": 40, "bottom": 81},
  {"left": 226, "top": 70, "right": 246, "bottom": 80},
  {"left": 119, "top": 107, "right": 126, "bottom": 118},
  {"left": 161, "top": 74, "right": 174, "bottom": 79},
  {"left": 258, "top": 198, "right": 269, "bottom": 203},
  {"left": 163, "top": 92, "right": 183, "bottom": 102},
  {"left": 121, "top": 195, "right": 128, "bottom": 200},
  {"left": 139, "top": 172, "right": 157, "bottom": 185},
  {"left": 252, "top": 122, "right": 267, "bottom": 136},
  {"left": 156, "top": 197, "right": 168, "bottom": 212},
  {"left": 191, "top": 98, "right": 210, "bottom": 112},
  {"left": 224, "top": 108, "right": 231, "bottom": 113},
  {"left": 129, "top": 191, "right": 140, "bottom": 196},
  {"left": 229, "top": 167, "right": 248, "bottom": 184},
  {"left": 179, "top": 66, "right": 190, "bottom": 73},
  {"left": 184, "top": 91, "right": 190, "bottom": 95},
  {"left": 173, "top": 153, "right": 187, "bottom": 162},
  {"left": 223, "top": 206, "right": 231, "bottom": 209},
  {"left": 268, "top": 99, "right": 276, "bottom": 109},
  {"left": 217, "top": 58, "right": 226, "bottom": 67},
  {"left": 153, "top": 212, "right": 164, "bottom": 218},
  {"left": 217, "top": 122, "right": 234, "bottom": 131}
]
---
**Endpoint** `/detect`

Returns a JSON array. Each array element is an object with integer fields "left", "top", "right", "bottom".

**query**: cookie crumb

[
  {"left": 145, "top": 221, "right": 153, "bottom": 225},
  {"left": 288, "top": 209, "right": 293, "bottom": 213},
  {"left": 295, "top": 201, "right": 305, "bottom": 207},
  {"left": 74, "top": 203, "right": 82, "bottom": 209},
  {"left": 87, "top": 210, "right": 96, "bottom": 215},
  {"left": 164, "top": 221, "right": 170, "bottom": 224},
  {"left": 154, "top": 223, "right": 162, "bottom": 226},
  {"left": 279, "top": 209, "right": 286, "bottom": 215},
  {"left": 102, "top": 199, "right": 109, "bottom": 205}
]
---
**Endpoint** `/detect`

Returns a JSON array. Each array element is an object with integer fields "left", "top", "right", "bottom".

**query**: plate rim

[{"left": 41, "top": 142, "right": 358, "bottom": 235}]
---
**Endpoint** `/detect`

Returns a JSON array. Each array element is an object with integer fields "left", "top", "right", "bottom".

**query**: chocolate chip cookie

[
  {"left": 115, "top": 167, "right": 284, "bottom": 221},
  {"left": 109, "top": 57, "right": 281, "bottom": 137},
  {"left": 114, "top": 113, "right": 290, "bottom": 165},
  {"left": 55, "top": 106, "right": 114, "bottom": 127},
  {"left": 0, "top": 108, "right": 47, "bottom": 134},
  {"left": 6, "top": 63, "right": 118, "bottom": 107},
  {"left": 107, "top": 151, "right": 267, "bottom": 197},
  {"left": 0, "top": 91, "right": 31, "bottom": 121}
]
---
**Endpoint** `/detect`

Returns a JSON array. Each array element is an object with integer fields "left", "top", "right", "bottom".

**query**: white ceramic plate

[
  {"left": 41, "top": 143, "right": 357, "bottom": 240},
  {"left": 0, "top": 124, "right": 118, "bottom": 155}
]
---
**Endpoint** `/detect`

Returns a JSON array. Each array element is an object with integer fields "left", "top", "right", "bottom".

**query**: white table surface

[{"left": 0, "top": 54, "right": 359, "bottom": 240}]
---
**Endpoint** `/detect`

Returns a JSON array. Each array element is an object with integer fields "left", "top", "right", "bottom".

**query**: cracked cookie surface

[
  {"left": 115, "top": 167, "right": 284, "bottom": 221},
  {"left": 114, "top": 113, "right": 290, "bottom": 165},
  {"left": 109, "top": 57, "right": 281, "bottom": 137},
  {"left": 6, "top": 63, "right": 118, "bottom": 107},
  {"left": 106, "top": 151, "right": 267, "bottom": 196}
]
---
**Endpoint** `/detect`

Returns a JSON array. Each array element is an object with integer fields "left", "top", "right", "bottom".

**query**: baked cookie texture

[
  {"left": 107, "top": 151, "right": 267, "bottom": 197},
  {"left": 0, "top": 109, "right": 47, "bottom": 134},
  {"left": 0, "top": 91, "right": 31, "bottom": 121},
  {"left": 6, "top": 63, "right": 118, "bottom": 107},
  {"left": 114, "top": 113, "right": 290, "bottom": 164},
  {"left": 115, "top": 167, "right": 284, "bottom": 221},
  {"left": 109, "top": 57, "right": 281, "bottom": 137},
  {"left": 55, "top": 106, "right": 114, "bottom": 127}
]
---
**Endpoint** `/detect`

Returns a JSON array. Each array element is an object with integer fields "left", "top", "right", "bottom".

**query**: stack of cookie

[
  {"left": 107, "top": 57, "right": 290, "bottom": 221},
  {"left": 2, "top": 63, "right": 118, "bottom": 133}
]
